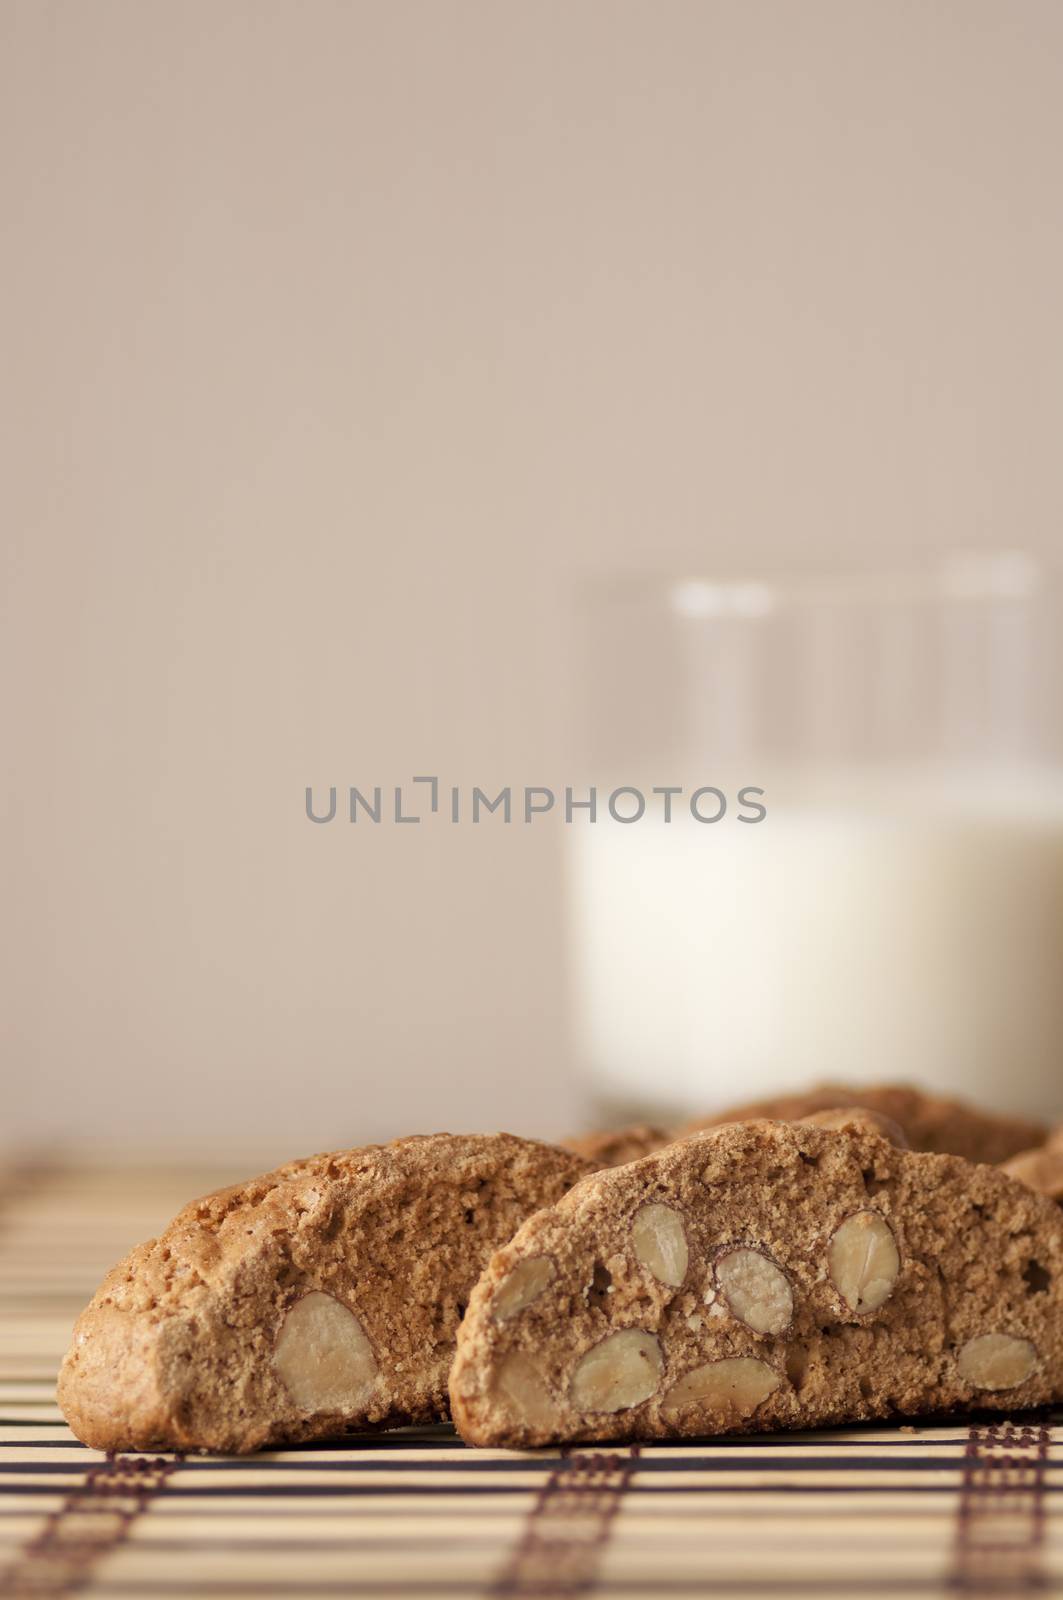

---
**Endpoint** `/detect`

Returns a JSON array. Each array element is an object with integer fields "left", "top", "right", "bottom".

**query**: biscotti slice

[
  {"left": 58, "top": 1133, "right": 591, "bottom": 1453},
  {"left": 799, "top": 1106, "right": 908, "bottom": 1146},
  {"left": 683, "top": 1082, "right": 1045, "bottom": 1165},
  {"left": 563, "top": 1125, "right": 672, "bottom": 1167},
  {"left": 450, "top": 1119, "right": 1063, "bottom": 1447},
  {"left": 564, "top": 1108, "right": 906, "bottom": 1170}
]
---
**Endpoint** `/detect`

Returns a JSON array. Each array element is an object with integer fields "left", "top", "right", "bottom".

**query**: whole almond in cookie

[
  {"left": 1002, "top": 1139, "right": 1063, "bottom": 1204},
  {"left": 58, "top": 1134, "right": 591, "bottom": 1454},
  {"left": 449, "top": 1120, "right": 1063, "bottom": 1447}
]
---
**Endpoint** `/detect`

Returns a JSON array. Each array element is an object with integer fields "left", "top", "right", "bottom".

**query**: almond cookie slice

[
  {"left": 799, "top": 1107, "right": 909, "bottom": 1146},
  {"left": 683, "top": 1082, "right": 1045, "bottom": 1165},
  {"left": 450, "top": 1119, "right": 1063, "bottom": 1447},
  {"left": 563, "top": 1125, "right": 672, "bottom": 1167},
  {"left": 58, "top": 1134, "right": 591, "bottom": 1454},
  {"left": 564, "top": 1108, "right": 906, "bottom": 1170}
]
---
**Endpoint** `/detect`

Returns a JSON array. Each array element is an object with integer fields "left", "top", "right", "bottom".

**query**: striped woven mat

[{"left": 1, "top": 1161, "right": 1059, "bottom": 1598}]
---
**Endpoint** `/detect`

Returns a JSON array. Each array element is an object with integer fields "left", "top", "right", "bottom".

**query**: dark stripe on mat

[
  {"left": 0, "top": 1583, "right": 1013, "bottom": 1598},
  {"left": 0, "top": 1452, "right": 182, "bottom": 1597},
  {"left": 0, "top": 1452, "right": 1027, "bottom": 1472},
  {"left": 949, "top": 1419, "right": 1050, "bottom": 1593},
  {"left": 490, "top": 1447, "right": 638, "bottom": 1596},
  {"left": 5, "top": 1480, "right": 1063, "bottom": 1498}
]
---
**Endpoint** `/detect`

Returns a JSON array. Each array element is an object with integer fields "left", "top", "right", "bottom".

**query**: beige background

[{"left": 4, "top": 0, "right": 1063, "bottom": 1160}]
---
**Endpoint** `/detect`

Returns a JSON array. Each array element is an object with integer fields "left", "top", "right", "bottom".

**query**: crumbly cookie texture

[
  {"left": 58, "top": 1134, "right": 591, "bottom": 1454},
  {"left": 683, "top": 1083, "right": 1045, "bottom": 1165},
  {"left": 449, "top": 1120, "right": 1063, "bottom": 1448},
  {"left": 563, "top": 1126, "right": 671, "bottom": 1167}
]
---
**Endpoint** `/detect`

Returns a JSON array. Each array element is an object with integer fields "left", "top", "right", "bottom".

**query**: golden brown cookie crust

[
  {"left": 450, "top": 1120, "right": 1063, "bottom": 1448},
  {"left": 58, "top": 1133, "right": 591, "bottom": 1454}
]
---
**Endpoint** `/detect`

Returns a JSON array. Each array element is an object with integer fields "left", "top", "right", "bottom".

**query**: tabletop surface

[{"left": 1, "top": 1159, "right": 1060, "bottom": 1599}]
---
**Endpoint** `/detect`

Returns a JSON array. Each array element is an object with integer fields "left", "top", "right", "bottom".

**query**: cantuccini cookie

[
  {"left": 58, "top": 1134, "right": 591, "bottom": 1454},
  {"left": 683, "top": 1082, "right": 1044, "bottom": 1165},
  {"left": 563, "top": 1125, "right": 671, "bottom": 1167},
  {"left": 564, "top": 1113, "right": 905, "bottom": 1172},
  {"left": 799, "top": 1106, "right": 908, "bottom": 1146},
  {"left": 449, "top": 1119, "right": 1063, "bottom": 1448}
]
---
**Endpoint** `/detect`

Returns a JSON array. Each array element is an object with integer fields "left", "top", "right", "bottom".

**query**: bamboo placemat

[{"left": 1, "top": 1160, "right": 1060, "bottom": 1598}]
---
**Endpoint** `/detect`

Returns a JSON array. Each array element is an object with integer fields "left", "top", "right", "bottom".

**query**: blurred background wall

[{"left": 4, "top": 0, "right": 1063, "bottom": 1160}]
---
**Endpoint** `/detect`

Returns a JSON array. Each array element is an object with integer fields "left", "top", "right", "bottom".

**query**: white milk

[{"left": 567, "top": 780, "right": 1063, "bottom": 1122}]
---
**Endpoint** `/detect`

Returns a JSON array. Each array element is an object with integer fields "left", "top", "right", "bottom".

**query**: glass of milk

[{"left": 567, "top": 553, "right": 1063, "bottom": 1125}]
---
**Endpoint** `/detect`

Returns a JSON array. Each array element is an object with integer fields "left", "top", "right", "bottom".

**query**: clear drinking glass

[{"left": 568, "top": 552, "right": 1063, "bottom": 1124}]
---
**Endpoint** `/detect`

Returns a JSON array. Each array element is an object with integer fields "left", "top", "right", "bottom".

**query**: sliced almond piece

[
  {"left": 494, "top": 1352, "right": 557, "bottom": 1427},
  {"left": 1002, "top": 1145, "right": 1063, "bottom": 1203},
  {"left": 493, "top": 1257, "right": 555, "bottom": 1322},
  {"left": 714, "top": 1247, "right": 793, "bottom": 1335},
  {"left": 957, "top": 1333, "right": 1038, "bottom": 1391},
  {"left": 273, "top": 1291, "right": 376, "bottom": 1412},
  {"left": 827, "top": 1210, "right": 900, "bottom": 1313},
  {"left": 662, "top": 1357, "right": 780, "bottom": 1421},
  {"left": 570, "top": 1329, "right": 663, "bottom": 1412},
  {"left": 631, "top": 1204, "right": 688, "bottom": 1288}
]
